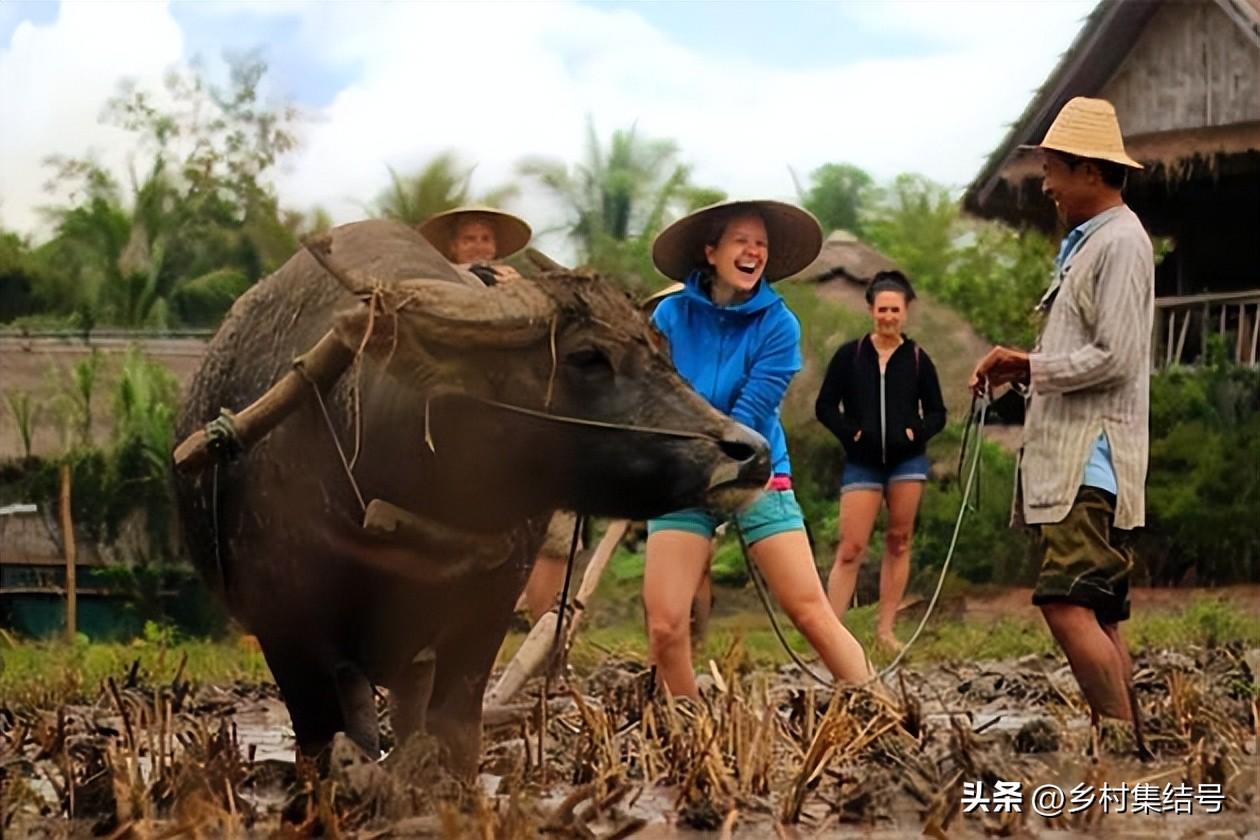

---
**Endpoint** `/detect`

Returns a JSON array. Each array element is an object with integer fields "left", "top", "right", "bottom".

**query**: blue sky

[
  {"left": 168, "top": 2, "right": 361, "bottom": 108},
  {"left": 593, "top": 1, "right": 945, "bottom": 67},
  {"left": 0, "top": 0, "right": 1098, "bottom": 248}
]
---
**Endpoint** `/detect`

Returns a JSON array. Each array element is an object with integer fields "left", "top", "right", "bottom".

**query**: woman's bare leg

[
  {"left": 826, "top": 489, "right": 883, "bottom": 620},
  {"left": 876, "top": 481, "right": 924, "bottom": 649},
  {"left": 752, "top": 530, "right": 873, "bottom": 685},
  {"left": 643, "top": 531, "right": 712, "bottom": 698}
]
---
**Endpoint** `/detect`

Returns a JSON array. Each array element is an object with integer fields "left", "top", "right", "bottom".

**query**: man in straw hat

[
  {"left": 970, "top": 97, "right": 1153, "bottom": 755},
  {"left": 643, "top": 199, "right": 874, "bottom": 697},
  {"left": 418, "top": 205, "right": 532, "bottom": 286}
]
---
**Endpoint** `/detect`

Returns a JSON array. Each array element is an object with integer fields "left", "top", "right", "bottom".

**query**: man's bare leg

[
  {"left": 1102, "top": 622, "right": 1152, "bottom": 760},
  {"left": 1039, "top": 602, "right": 1131, "bottom": 719}
]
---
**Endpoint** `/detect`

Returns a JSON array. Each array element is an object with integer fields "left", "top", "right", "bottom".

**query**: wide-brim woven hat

[
  {"left": 639, "top": 281, "right": 685, "bottom": 311},
  {"left": 1020, "top": 96, "right": 1143, "bottom": 170},
  {"left": 651, "top": 199, "right": 823, "bottom": 283},
  {"left": 418, "top": 205, "right": 532, "bottom": 260}
]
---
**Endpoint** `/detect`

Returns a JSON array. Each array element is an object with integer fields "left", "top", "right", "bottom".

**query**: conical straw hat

[
  {"left": 1021, "top": 97, "right": 1143, "bottom": 169},
  {"left": 651, "top": 199, "right": 823, "bottom": 283},
  {"left": 418, "top": 205, "right": 532, "bottom": 260}
]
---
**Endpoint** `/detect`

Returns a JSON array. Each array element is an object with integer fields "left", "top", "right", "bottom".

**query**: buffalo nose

[
  {"left": 708, "top": 422, "right": 771, "bottom": 490},
  {"left": 717, "top": 423, "right": 766, "bottom": 463}
]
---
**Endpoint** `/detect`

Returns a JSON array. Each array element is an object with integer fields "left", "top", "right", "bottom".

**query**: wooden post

[
  {"left": 1174, "top": 310, "right": 1191, "bottom": 366},
  {"left": 59, "top": 464, "right": 77, "bottom": 641},
  {"left": 484, "top": 520, "right": 629, "bottom": 708},
  {"left": 1244, "top": 303, "right": 1254, "bottom": 365},
  {"left": 1164, "top": 309, "right": 1175, "bottom": 368},
  {"left": 1236, "top": 304, "right": 1246, "bottom": 364},
  {"left": 1201, "top": 303, "right": 1210, "bottom": 362}
]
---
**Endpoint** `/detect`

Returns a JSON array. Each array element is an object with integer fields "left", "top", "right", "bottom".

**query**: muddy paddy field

[{"left": 2, "top": 593, "right": 1258, "bottom": 838}]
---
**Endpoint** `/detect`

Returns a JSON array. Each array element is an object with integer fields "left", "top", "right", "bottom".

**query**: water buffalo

[{"left": 173, "top": 220, "right": 769, "bottom": 774}]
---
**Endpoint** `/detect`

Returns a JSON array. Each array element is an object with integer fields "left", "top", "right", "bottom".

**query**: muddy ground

[{"left": 2, "top": 641, "right": 1257, "bottom": 839}]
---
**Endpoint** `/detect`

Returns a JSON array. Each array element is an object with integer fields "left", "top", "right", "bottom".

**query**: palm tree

[
  {"left": 373, "top": 152, "right": 518, "bottom": 226},
  {"left": 517, "top": 119, "right": 714, "bottom": 292},
  {"left": 40, "top": 159, "right": 184, "bottom": 328}
]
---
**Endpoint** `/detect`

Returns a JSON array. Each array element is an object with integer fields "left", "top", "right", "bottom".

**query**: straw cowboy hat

[
  {"left": 418, "top": 205, "right": 533, "bottom": 260},
  {"left": 1021, "top": 96, "right": 1143, "bottom": 170},
  {"left": 652, "top": 199, "right": 823, "bottom": 283}
]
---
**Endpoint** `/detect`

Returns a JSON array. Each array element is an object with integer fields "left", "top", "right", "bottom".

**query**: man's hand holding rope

[{"left": 970, "top": 346, "right": 1030, "bottom": 395}]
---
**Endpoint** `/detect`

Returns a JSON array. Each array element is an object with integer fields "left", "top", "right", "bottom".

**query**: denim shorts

[
  {"left": 647, "top": 488, "right": 806, "bottom": 545},
  {"left": 841, "top": 454, "right": 931, "bottom": 493}
]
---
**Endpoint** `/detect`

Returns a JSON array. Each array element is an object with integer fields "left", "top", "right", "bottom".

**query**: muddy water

[
  {"left": 234, "top": 695, "right": 297, "bottom": 764},
  {"left": 3, "top": 648, "right": 1257, "bottom": 837}
]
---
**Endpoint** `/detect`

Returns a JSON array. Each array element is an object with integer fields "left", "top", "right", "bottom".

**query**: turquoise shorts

[{"left": 647, "top": 489, "right": 806, "bottom": 545}]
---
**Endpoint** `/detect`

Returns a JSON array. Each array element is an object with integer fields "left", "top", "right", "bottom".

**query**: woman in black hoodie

[{"left": 814, "top": 271, "right": 946, "bottom": 651}]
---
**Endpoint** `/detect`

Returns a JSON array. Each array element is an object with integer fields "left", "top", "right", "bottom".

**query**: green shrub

[{"left": 171, "top": 268, "right": 250, "bottom": 326}]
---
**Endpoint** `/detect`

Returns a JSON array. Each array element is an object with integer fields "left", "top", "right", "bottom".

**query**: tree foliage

[
  {"left": 372, "top": 152, "right": 519, "bottom": 226},
  {"left": 804, "top": 166, "right": 1054, "bottom": 349},
  {"left": 863, "top": 173, "right": 958, "bottom": 292},
  {"left": 29, "top": 54, "right": 303, "bottom": 328},
  {"left": 795, "top": 162, "right": 874, "bottom": 236},
  {"left": 1143, "top": 353, "right": 1260, "bottom": 584},
  {"left": 518, "top": 118, "right": 720, "bottom": 295}
]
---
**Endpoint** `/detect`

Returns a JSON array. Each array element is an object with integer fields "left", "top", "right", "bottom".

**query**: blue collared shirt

[{"left": 1053, "top": 211, "right": 1119, "bottom": 496}]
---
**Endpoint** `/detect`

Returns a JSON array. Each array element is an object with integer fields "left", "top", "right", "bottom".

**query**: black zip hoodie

[{"left": 814, "top": 335, "right": 947, "bottom": 468}]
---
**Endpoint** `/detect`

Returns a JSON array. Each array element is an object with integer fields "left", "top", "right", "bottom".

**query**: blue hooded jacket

[{"left": 651, "top": 271, "right": 802, "bottom": 476}]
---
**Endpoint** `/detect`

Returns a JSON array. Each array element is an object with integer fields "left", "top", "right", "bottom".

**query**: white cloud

[
  {"left": 0, "top": 0, "right": 1096, "bottom": 259},
  {"left": 0, "top": 1, "right": 184, "bottom": 235}
]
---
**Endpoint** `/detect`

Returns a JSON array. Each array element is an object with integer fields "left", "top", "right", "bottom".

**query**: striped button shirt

[{"left": 1018, "top": 204, "right": 1154, "bottom": 529}]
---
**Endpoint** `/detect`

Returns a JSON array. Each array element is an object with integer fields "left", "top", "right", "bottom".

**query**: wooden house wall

[{"left": 1102, "top": 0, "right": 1260, "bottom": 134}]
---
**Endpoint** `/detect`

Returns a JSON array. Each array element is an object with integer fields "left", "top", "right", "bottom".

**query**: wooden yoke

[{"left": 172, "top": 329, "right": 356, "bottom": 474}]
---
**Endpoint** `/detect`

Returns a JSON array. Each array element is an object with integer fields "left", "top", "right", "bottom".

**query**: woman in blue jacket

[{"left": 645, "top": 200, "right": 873, "bottom": 697}]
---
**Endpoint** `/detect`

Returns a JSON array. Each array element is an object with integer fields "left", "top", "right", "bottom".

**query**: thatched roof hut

[
  {"left": 963, "top": 0, "right": 1260, "bottom": 367},
  {"left": 793, "top": 230, "right": 901, "bottom": 286}
]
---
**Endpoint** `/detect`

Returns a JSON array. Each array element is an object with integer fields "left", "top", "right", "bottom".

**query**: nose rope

[{"left": 428, "top": 390, "right": 731, "bottom": 444}]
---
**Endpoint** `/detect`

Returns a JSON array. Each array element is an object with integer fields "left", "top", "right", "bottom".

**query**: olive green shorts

[{"left": 1031, "top": 487, "right": 1134, "bottom": 624}]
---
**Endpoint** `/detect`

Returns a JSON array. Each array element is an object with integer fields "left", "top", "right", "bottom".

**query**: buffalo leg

[
  {"left": 426, "top": 652, "right": 491, "bottom": 778},
  {"left": 427, "top": 576, "right": 523, "bottom": 776},
  {"left": 262, "top": 643, "right": 345, "bottom": 759},
  {"left": 389, "top": 646, "right": 437, "bottom": 746},
  {"left": 334, "top": 661, "right": 380, "bottom": 757}
]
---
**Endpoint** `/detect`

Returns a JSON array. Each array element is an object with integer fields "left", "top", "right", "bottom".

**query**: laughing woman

[{"left": 644, "top": 200, "right": 874, "bottom": 698}]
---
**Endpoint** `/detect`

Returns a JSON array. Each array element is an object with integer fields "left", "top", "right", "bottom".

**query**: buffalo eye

[{"left": 565, "top": 348, "right": 614, "bottom": 379}]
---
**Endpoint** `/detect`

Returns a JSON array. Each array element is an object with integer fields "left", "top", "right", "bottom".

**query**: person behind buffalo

[
  {"left": 970, "top": 97, "right": 1153, "bottom": 752},
  {"left": 643, "top": 199, "right": 873, "bottom": 697},
  {"left": 418, "top": 205, "right": 530, "bottom": 286},
  {"left": 420, "top": 205, "right": 578, "bottom": 622},
  {"left": 814, "top": 271, "right": 946, "bottom": 652}
]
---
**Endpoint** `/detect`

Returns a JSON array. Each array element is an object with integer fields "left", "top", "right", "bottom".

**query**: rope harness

[{"left": 739, "top": 386, "right": 991, "bottom": 688}]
